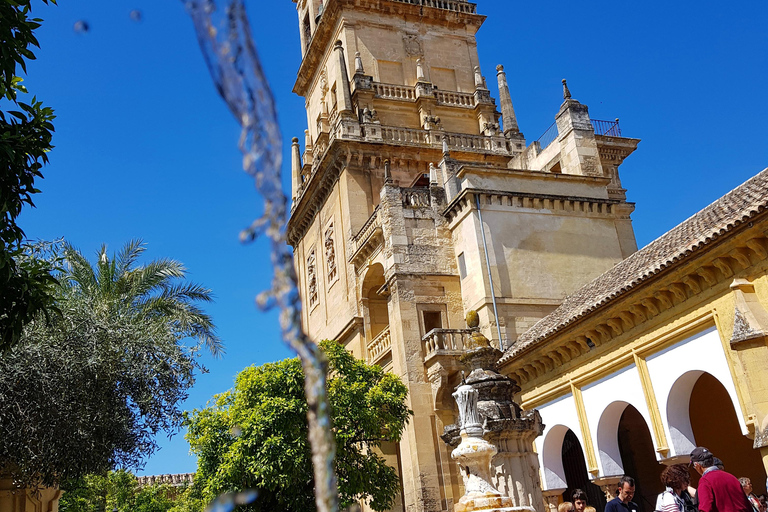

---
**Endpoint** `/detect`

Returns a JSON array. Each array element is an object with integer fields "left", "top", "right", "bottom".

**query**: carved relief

[
  {"left": 325, "top": 223, "right": 337, "bottom": 283},
  {"left": 403, "top": 34, "right": 423, "bottom": 56},
  {"left": 307, "top": 248, "right": 318, "bottom": 308}
]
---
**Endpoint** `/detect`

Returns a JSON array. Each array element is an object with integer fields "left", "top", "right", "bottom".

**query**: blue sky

[{"left": 18, "top": 0, "right": 768, "bottom": 475}]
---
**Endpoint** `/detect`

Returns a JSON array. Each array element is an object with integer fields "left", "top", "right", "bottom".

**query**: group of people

[{"left": 557, "top": 446, "right": 766, "bottom": 512}]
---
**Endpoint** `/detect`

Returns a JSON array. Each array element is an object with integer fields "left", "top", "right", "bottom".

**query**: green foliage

[
  {"left": 60, "top": 470, "right": 190, "bottom": 512},
  {"left": 0, "top": 241, "right": 221, "bottom": 488},
  {"left": 185, "top": 340, "right": 411, "bottom": 512},
  {"left": 0, "top": 0, "right": 58, "bottom": 350}
]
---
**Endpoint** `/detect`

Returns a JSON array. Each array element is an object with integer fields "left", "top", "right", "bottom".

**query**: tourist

[
  {"left": 573, "top": 489, "right": 588, "bottom": 512},
  {"left": 657, "top": 464, "right": 690, "bottom": 512},
  {"left": 738, "top": 478, "right": 762, "bottom": 512},
  {"left": 559, "top": 502, "right": 574, "bottom": 512},
  {"left": 690, "top": 447, "right": 752, "bottom": 512},
  {"left": 606, "top": 476, "right": 639, "bottom": 512}
]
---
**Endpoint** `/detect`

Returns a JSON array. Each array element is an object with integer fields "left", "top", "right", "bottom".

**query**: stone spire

[
  {"left": 333, "top": 40, "right": 354, "bottom": 116},
  {"left": 291, "top": 137, "right": 302, "bottom": 201},
  {"left": 496, "top": 65, "right": 519, "bottom": 136}
]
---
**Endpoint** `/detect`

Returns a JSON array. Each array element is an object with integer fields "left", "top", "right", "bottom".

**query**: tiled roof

[{"left": 500, "top": 168, "right": 768, "bottom": 364}]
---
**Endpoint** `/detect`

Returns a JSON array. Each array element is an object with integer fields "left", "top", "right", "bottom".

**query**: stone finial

[
  {"left": 466, "top": 309, "right": 480, "bottom": 328},
  {"left": 473, "top": 65, "right": 483, "bottom": 88},
  {"left": 429, "top": 162, "right": 438, "bottom": 185},
  {"left": 562, "top": 78, "right": 572, "bottom": 100},
  {"left": 496, "top": 64, "right": 520, "bottom": 135},
  {"left": 384, "top": 159, "right": 392, "bottom": 183},
  {"left": 354, "top": 51, "right": 364, "bottom": 74},
  {"left": 416, "top": 58, "right": 426, "bottom": 81},
  {"left": 291, "top": 137, "right": 302, "bottom": 200},
  {"left": 333, "top": 40, "right": 354, "bottom": 116},
  {"left": 442, "top": 135, "right": 450, "bottom": 157}
]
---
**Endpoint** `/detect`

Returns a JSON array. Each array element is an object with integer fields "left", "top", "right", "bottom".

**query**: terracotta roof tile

[{"left": 500, "top": 168, "right": 768, "bottom": 363}]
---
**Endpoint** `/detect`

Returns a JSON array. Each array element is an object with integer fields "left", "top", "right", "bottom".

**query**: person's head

[
  {"left": 585, "top": 507, "right": 597, "bottom": 512},
  {"left": 572, "top": 490, "right": 588, "bottom": 512},
  {"left": 661, "top": 464, "right": 691, "bottom": 492},
  {"left": 559, "top": 502, "right": 574, "bottom": 512},
  {"left": 690, "top": 447, "right": 715, "bottom": 475},
  {"left": 739, "top": 478, "right": 753, "bottom": 495},
  {"left": 618, "top": 476, "right": 636, "bottom": 503}
]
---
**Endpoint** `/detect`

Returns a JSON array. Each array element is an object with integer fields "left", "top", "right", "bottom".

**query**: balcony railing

[
  {"left": 401, "top": 187, "right": 431, "bottom": 208},
  {"left": 423, "top": 328, "right": 473, "bottom": 359},
  {"left": 367, "top": 325, "right": 392, "bottom": 364},
  {"left": 350, "top": 206, "right": 382, "bottom": 259},
  {"left": 592, "top": 118, "right": 622, "bottom": 137},
  {"left": 373, "top": 83, "right": 416, "bottom": 101},
  {"left": 535, "top": 121, "right": 559, "bottom": 151},
  {"left": 435, "top": 90, "right": 475, "bottom": 107},
  {"left": 389, "top": 0, "right": 478, "bottom": 13}
]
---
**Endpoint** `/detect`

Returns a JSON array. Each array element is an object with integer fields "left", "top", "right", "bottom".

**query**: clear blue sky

[{"left": 18, "top": 0, "right": 768, "bottom": 475}]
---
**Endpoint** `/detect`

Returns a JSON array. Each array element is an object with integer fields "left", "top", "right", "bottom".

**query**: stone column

[
  {"left": 291, "top": 137, "right": 302, "bottom": 202},
  {"left": 542, "top": 489, "right": 566, "bottom": 512},
  {"left": 592, "top": 476, "right": 622, "bottom": 503}
]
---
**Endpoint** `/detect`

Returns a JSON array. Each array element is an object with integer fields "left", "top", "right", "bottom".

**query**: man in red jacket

[{"left": 691, "top": 447, "right": 753, "bottom": 512}]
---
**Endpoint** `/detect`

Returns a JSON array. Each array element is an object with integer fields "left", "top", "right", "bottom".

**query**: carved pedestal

[{"left": 0, "top": 479, "right": 61, "bottom": 512}]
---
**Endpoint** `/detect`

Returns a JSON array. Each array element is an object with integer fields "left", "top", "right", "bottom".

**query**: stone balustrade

[
  {"left": 136, "top": 473, "right": 195, "bottom": 487},
  {"left": 389, "top": 0, "right": 478, "bottom": 14},
  {"left": 367, "top": 325, "right": 392, "bottom": 364},
  {"left": 435, "top": 89, "right": 475, "bottom": 107},
  {"left": 373, "top": 82, "right": 416, "bottom": 100},
  {"left": 350, "top": 206, "right": 381, "bottom": 254},
  {"left": 423, "top": 328, "right": 473, "bottom": 359},
  {"left": 380, "top": 126, "right": 430, "bottom": 145},
  {"left": 401, "top": 187, "right": 431, "bottom": 208}
]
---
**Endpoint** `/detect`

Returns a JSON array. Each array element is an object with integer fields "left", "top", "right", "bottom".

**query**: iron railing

[
  {"left": 535, "top": 121, "right": 559, "bottom": 150},
  {"left": 592, "top": 118, "right": 622, "bottom": 137}
]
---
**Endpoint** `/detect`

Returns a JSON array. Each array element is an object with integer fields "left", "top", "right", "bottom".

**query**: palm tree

[{"left": 60, "top": 239, "right": 223, "bottom": 357}]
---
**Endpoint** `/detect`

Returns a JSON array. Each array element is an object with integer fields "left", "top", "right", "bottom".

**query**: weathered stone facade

[{"left": 287, "top": 0, "right": 640, "bottom": 510}]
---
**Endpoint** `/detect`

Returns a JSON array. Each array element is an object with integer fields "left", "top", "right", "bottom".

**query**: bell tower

[{"left": 286, "top": 1, "right": 640, "bottom": 511}]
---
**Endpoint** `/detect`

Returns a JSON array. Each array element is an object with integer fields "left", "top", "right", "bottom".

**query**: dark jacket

[{"left": 606, "top": 497, "right": 639, "bottom": 512}]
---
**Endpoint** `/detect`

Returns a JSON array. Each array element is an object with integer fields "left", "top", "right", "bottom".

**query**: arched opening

[
  {"left": 561, "top": 430, "right": 606, "bottom": 512},
  {"left": 360, "top": 264, "right": 389, "bottom": 362},
  {"left": 617, "top": 405, "right": 664, "bottom": 512},
  {"left": 541, "top": 425, "right": 569, "bottom": 490},
  {"left": 596, "top": 401, "right": 631, "bottom": 476},
  {"left": 688, "top": 372, "right": 766, "bottom": 493},
  {"left": 666, "top": 370, "right": 705, "bottom": 456}
]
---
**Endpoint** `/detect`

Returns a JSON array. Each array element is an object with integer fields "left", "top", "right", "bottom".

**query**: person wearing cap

[
  {"left": 690, "top": 447, "right": 752, "bottom": 512},
  {"left": 605, "top": 476, "right": 639, "bottom": 512}
]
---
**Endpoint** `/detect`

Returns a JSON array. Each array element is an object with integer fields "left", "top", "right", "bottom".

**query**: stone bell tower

[{"left": 286, "top": 0, "right": 640, "bottom": 511}]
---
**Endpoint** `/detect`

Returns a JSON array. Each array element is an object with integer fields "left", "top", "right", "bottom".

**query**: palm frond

[{"left": 115, "top": 239, "right": 145, "bottom": 277}]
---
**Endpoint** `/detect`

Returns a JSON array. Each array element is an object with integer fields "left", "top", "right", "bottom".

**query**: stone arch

[
  {"left": 360, "top": 263, "right": 389, "bottom": 341},
  {"left": 596, "top": 400, "right": 630, "bottom": 476},
  {"left": 666, "top": 370, "right": 704, "bottom": 456},
  {"left": 541, "top": 424, "right": 569, "bottom": 489}
]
